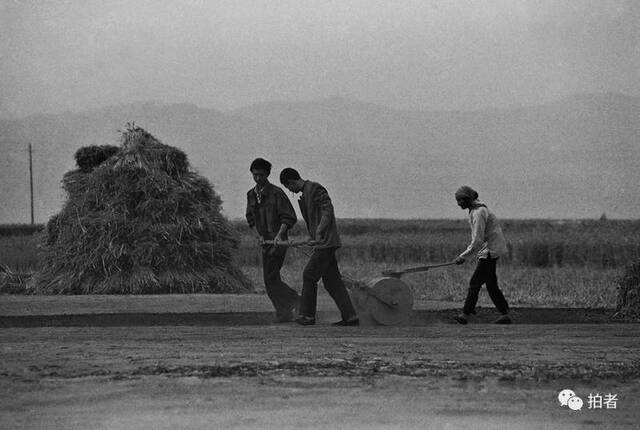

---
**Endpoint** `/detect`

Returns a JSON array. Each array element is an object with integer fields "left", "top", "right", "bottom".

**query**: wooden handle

[
  {"left": 382, "top": 261, "right": 456, "bottom": 277},
  {"left": 262, "top": 239, "right": 312, "bottom": 247}
]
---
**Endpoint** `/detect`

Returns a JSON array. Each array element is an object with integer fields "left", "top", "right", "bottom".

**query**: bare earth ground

[{"left": 1, "top": 294, "right": 639, "bottom": 429}]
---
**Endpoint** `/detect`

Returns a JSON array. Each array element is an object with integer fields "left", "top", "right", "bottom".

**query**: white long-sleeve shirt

[{"left": 459, "top": 205, "right": 508, "bottom": 259}]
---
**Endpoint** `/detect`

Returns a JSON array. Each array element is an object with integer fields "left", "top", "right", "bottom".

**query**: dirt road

[{"left": 2, "top": 323, "right": 639, "bottom": 429}]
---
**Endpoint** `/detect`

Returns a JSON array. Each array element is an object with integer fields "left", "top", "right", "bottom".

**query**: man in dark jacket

[
  {"left": 279, "top": 167, "right": 358, "bottom": 326},
  {"left": 246, "top": 158, "right": 299, "bottom": 322}
]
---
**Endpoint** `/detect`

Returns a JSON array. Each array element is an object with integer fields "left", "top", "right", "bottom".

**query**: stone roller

[
  {"left": 347, "top": 277, "right": 414, "bottom": 326},
  {"left": 353, "top": 262, "right": 457, "bottom": 326}
]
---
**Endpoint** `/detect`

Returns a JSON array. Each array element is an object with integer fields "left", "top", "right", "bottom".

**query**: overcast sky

[{"left": 1, "top": 0, "right": 639, "bottom": 118}]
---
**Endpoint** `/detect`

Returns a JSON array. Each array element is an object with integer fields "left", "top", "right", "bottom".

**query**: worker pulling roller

[{"left": 279, "top": 167, "right": 360, "bottom": 327}]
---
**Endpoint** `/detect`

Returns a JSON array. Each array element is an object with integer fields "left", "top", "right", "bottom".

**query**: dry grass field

[
  {"left": 238, "top": 218, "right": 638, "bottom": 308},
  {"left": 2, "top": 219, "right": 639, "bottom": 308}
]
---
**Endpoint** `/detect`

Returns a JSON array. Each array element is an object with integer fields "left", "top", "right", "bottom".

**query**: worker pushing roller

[{"left": 452, "top": 186, "right": 512, "bottom": 325}]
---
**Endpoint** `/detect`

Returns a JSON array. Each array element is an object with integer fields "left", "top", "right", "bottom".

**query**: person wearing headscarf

[{"left": 454, "top": 186, "right": 511, "bottom": 324}]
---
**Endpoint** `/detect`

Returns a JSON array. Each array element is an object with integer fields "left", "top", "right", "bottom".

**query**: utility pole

[{"left": 29, "top": 143, "right": 34, "bottom": 225}]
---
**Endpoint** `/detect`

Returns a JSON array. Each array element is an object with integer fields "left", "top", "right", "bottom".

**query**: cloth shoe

[
  {"left": 493, "top": 314, "right": 512, "bottom": 324},
  {"left": 332, "top": 316, "right": 359, "bottom": 326},
  {"left": 275, "top": 300, "right": 300, "bottom": 323},
  {"left": 295, "top": 315, "right": 316, "bottom": 326},
  {"left": 454, "top": 313, "right": 469, "bottom": 325}
]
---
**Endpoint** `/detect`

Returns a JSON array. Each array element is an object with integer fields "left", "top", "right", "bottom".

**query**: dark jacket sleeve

[
  {"left": 312, "top": 185, "right": 334, "bottom": 218},
  {"left": 276, "top": 189, "right": 297, "bottom": 228},
  {"left": 245, "top": 191, "right": 255, "bottom": 228}
]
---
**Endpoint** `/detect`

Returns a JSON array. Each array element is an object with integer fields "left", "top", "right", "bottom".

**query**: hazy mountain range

[{"left": 1, "top": 93, "right": 639, "bottom": 223}]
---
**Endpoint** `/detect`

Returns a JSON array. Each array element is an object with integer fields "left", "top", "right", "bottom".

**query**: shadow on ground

[{"left": 0, "top": 307, "right": 624, "bottom": 328}]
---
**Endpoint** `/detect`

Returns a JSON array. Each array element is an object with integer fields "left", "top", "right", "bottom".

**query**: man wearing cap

[
  {"left": 246, "top": 158, "right": 299, "bottom": 322},
  {"left": 453, "top": 185, "right": 512, "bottom": 325},
  {"left": 279, "top": 167, "right": 359, "bottom": 326}
]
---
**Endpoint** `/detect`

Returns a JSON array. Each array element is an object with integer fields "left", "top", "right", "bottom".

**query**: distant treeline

[{"left": 0, "top": 224, "right": 44, "bottom": 237}]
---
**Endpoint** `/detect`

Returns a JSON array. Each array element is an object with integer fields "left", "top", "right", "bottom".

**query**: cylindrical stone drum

[{"left": 349, "top": 277, "right": 413, "bottom": 326}]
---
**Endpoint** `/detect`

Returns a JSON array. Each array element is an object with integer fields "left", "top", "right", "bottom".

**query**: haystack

[
  {"left": 0, "top": 265, "right": 31, "bottom": 294},
  {"left": 615, "top": 260, "right": 640, "bottom": 320},
  {"left": 32, "top": 124, "right": 252, "bottom": 294}
]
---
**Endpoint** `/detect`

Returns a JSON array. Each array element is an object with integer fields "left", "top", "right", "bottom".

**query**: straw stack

[
  {"left": 0, "top": 265, "right": 31, "bottom": 294},
  {"left": 32, "top": 124, "right": 252, "bottom": 294}
]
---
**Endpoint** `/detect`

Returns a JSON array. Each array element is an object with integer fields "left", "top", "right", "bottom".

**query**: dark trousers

[
  {"left": 262, "top": 246, "right": 299, "bottom": 318},
  {"left": 299, "top": 247, "right": 357, "bottom": 320},
  {"left": 463, "top": 257, "right": 509, "bottom": 315}
]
